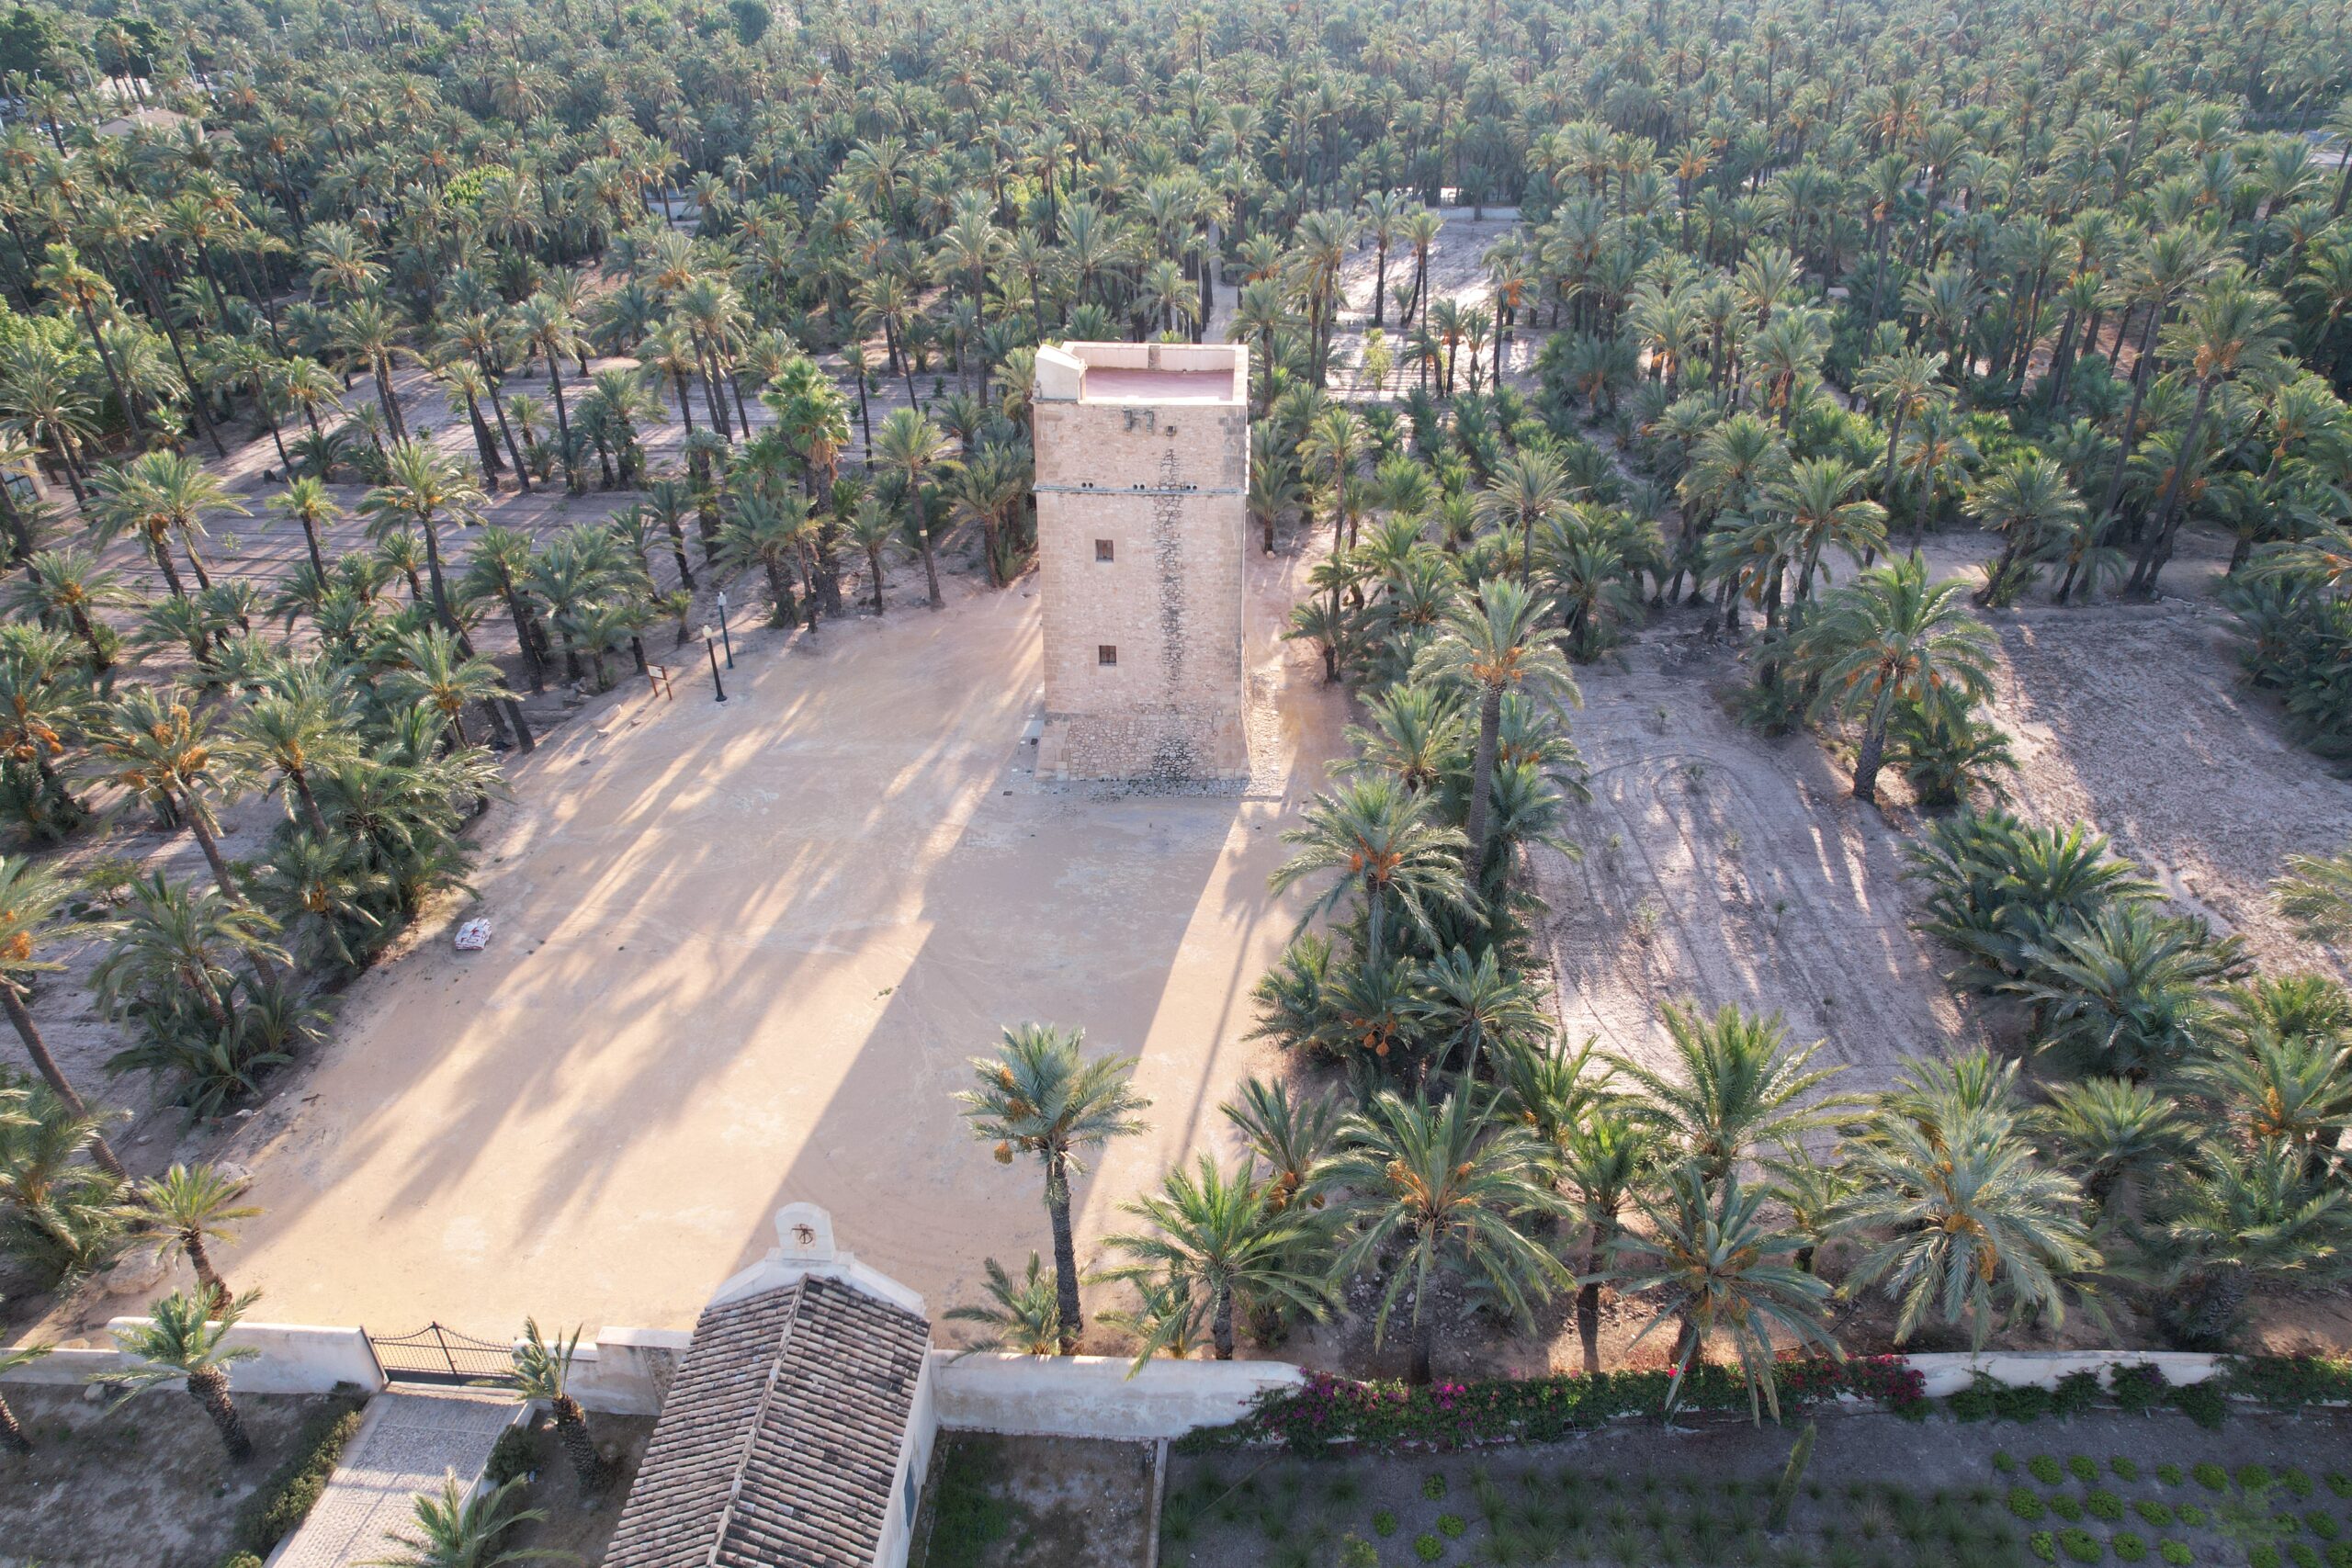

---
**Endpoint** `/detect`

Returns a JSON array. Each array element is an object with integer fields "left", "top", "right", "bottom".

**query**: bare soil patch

[
  {"left": 910, "top": 1432, "right": 1156, "bottom": 1568},
  {"left": 500, "top": 1410, "right": 658, "bottom": 1564},
  {"left": 0, "top": 1386, "right": 351, "bottom": 1568},
  {"left": 1532, "top": 604, "right": 1978, "bottom": 1097},
  {"left": 1981, "top": 593, "right": 2352, "bottom": 982}
]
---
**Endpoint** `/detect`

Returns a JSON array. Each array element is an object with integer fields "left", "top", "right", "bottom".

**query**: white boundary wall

[
  {"left": 929, "top": 1352, "right": 1303, "bottom": 1440},
  {"left": 1904, "top": 1351, "right": 2222, "bottom": 1398},
  {"left": 1, "top": 1320, "right": 381, "bottom": 1394},
  {"left": 0, "top": 1334, "right": 2233, "bottom": 1432},
  {"left": 0, "top": 1320, "right": 693, "bottom": 1410}
]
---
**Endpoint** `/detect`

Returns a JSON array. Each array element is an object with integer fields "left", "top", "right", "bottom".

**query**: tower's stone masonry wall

[{"left": 1034, "top": 390, "right": 1249, "bottom": 782}]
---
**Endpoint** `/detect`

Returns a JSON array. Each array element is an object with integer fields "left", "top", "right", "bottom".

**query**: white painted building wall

[{"left": 929, "top": 1352, "right": 1303, "bottom": 1440}]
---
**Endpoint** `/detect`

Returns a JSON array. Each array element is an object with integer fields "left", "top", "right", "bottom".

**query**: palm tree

[
  {"left": 2186, "top": 1031, "right": 2352, "bottom": 1172},
  {"left": 1797, "top": 556, "right": 1997, "bottom": 803},
  {"left": 843, "top": 497, "right": 897, "bottom": 614},
  {"left": 1272, "top": 774, "right": 1470, "bottom": 977},
  {"left": 87, "top": 451, "right": 245, "bottom": 600},
  {"left": 1096, "top": 1271, "right": 1209, "bottom": 1365},
  {"left": 0, "top": 1335, "right": 50, "bottom": 1452},
  {"left": 1557, "top": 1105, "right": 1653, "bottom": 1375},
  {"left": 1411, "top": 944, "right": 1548, "bottom": 1080},
  {"left": 2277, "top": 843, "right": 2352, "bottom": 941},
  {"left": 2157, "top": 1140, "right": 2352, "bottom": 1346},
  {"left": 1412, "top": 578, "right": 1577, "bottom": 870},
  {"left": 267, "top": 476, "right": 338, "bottom": 585},
  {"left": 1611, "top": 1162, "right": 1838, "bottom": 1421},
  {"left": 332, "top": 297, "right": 414, "bottom": 440},
  {"left": 7, "top": 548, "right": 125, "bottom": 670},
  {"left": 956, "top": 1023, "right": 1151, "bottom": 1354},
  {"left": 0, "top": 856, "right": 126, "bottom": 1179},
  {"left": 34, "top": 245, "right": 142, "bottom": 438},
  {"left": 96, "top": 1289, "right": 264, "bottom": 1461},
  {"left": 1852, "top": 347, "right": 1948, "bottom": 511},
  {"left": 514, "top": 292, "right": 585, "bottom": 493},
  {"left": 383, "top": 628, "right": 514, "bottom": 750},
  {"left": 1324, "top": 1088, "right": 1569, "bottom": 1384},
  {"left": 362, "top": 1473, "right": 558, "bottom": 1568},
  {"left": 1101, "top": 1156, "right": 1329, "bottom": 1363},
  {"left": 1965, "top": 457, "right": 2084, "bottom": 604},
  {"left": 1474, "top": 448, "right": 1573, "bottom": 583},
  {"left": 944, "top": 1254, "right": 1059, "bottom": 1356},
  {"left": 89, "top": 874, "right": 285, "bottom": 1035},
  {"left": 1219, "top": 1077, "right": 1340, "bottom": 1215},
  {"left": 2007, "top": 904, "right": 2237, "bottom": 1080},
  {"left": 236, "top": 675, "right": 358, "bottom": 840},
  {"left": 1841, "top": 1092, "right": 2098, "bottom": 1348},
  {"left": 85, "top": 689, "right": 254, "bottom": 907},
  {"left": 360, "top": 439, "right": 483, "bottom": 643},
  {"left": 717, "top": 492, "right": 813, "bottom": 626},
  {"left": 2034, "top": 1076, "right": 2187, "bottom": 1206},
  {"left": 1766, "top": 458, "right": 1886, "bottom": 603},
  {"left": 129, "top": 1163, "right": 258, "bottom": 1306},
  {"left": 1608, "top": 1002, "right": 1842, "bottom": 1181},
  {"left": 870, "top": 408, "right": 957, "bottom": 609},
  {"left": 2131, "top": 277, "right": 2290, "bottom": 594},
  {"left": 510, "top": 1318, "right": 602, "bottom": 1492}
]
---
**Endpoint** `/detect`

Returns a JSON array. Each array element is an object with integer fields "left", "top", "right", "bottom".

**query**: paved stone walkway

[{"left": 272, "top": 1388, "right": 522, "bottom": 1568}]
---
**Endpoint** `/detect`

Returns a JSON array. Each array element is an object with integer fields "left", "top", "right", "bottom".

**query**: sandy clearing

[
  {"left": 1984, "top": 592, "right": 2352, "bottom": 979},
  {"left": 98, "top": 541, "right": 1345, "bottom": 1337},
  {"left": 1532, "top": 612, "right": 1977, "bottom": 1099},
  {"left": 1532, "top": 531, "right": 2352, "bottom": 1114}
]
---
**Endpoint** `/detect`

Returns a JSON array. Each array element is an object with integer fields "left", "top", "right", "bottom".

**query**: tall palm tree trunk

[
  {"left": 2129, "top": 378, "right": 2215, "bottom": 594},
  {"left": 184, "top": 1229, "right": 225, "bottom": 1303},
  {"left": 1211, "top": 1283, "right": 1236, "bottom": 1360},
  {"left": 553, "top": 1395, "right": 605, "bottom": 1490},
  {"left": 1464, "top": 683, "right": 1502, "bottom": 872},
  {"left": 481, "top": 374, "right": 532, "bottom": 494},
  {"left": 1, "top": 984, "right": 126, "bottom": 1178},
  {"left": 295, "top": 513, "right": 326, "bottom": 583},
  {"left": 189, "top": 1368, "right": 253, "bottom": 1461},
  {"left": 0, "top": 1391, "right": 29, "bottom": 1454},
  {"left": 147, "top": 529, "right": 187, "bottom": 598},
  {"left": 1048, "top": 1152, "right": 1082, "bottom": 1354}
]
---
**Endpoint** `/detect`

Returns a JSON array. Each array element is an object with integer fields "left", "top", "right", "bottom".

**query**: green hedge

[
  {"left": 1176, "top": 1357, "right": 1926, "bottom": 1454},
  {"left": 1174, "top": 1354, "right": 2352, "bottom": 1455},
  {"left": 224, "top": 1402, "right": 365, "bottom": 1562},
  {"left": 2224, "top": 1358, "right": 2352, "bottom": 1411}
]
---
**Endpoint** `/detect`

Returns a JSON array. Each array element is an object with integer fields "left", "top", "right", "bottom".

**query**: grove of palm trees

[{"left": 0, "top": 0, "right": 2345, "bottom": 1432}]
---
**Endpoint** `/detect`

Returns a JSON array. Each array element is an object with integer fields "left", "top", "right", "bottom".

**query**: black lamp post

[
  {"left": 705, "top": 631, "right": 728, "bottom": 703},
  {"left": 716, "top": 590, "right": 735, "bottom": 668}
]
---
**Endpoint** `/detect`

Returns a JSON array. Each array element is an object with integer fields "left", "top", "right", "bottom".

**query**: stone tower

[{"left": 1030, "top": 341, "right": 1250, "bottom": 782}]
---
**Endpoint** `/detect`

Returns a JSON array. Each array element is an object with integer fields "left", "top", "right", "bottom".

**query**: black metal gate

[{"left": 366, "top": 1323, "right": 520, "bottom": 1387}]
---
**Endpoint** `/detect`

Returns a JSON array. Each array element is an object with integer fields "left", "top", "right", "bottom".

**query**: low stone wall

[
  {"left": 0, "top": 1329, "right": 2231, "bottom": 1425},
  {"left": 0, "top": 1320, "right": 689, "bottom": 1408},
  {"left": 931, "top": 1352, "right": 1303, "bottom": 1440},
  {"left": 567, "top": 1326, "right": 694, "bottom": 1415},
  {"left": 1904, "top": 1351, "right": 2222, "bottom": 1398},
  {"left": 0, "top": 1320, "right": 380, "bottom": 1395}
]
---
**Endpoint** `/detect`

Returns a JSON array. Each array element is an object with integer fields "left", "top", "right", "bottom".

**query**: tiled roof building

[{"left": 604, "top": 1205, "right": 937, "bottom": 1568}]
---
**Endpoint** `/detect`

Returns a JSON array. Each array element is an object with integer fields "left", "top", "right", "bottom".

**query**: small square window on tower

[
  {"left": 1097, "top": 644, "right": 1118, "bottom": 667},
  {"left": 1094, "top": 538, "right": 1114, "bottom": 562}
]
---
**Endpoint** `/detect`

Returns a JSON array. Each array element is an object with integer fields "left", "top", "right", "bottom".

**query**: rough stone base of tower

[{"left": 1036, "top": 704, "right": 1249, "bottom": 784}]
